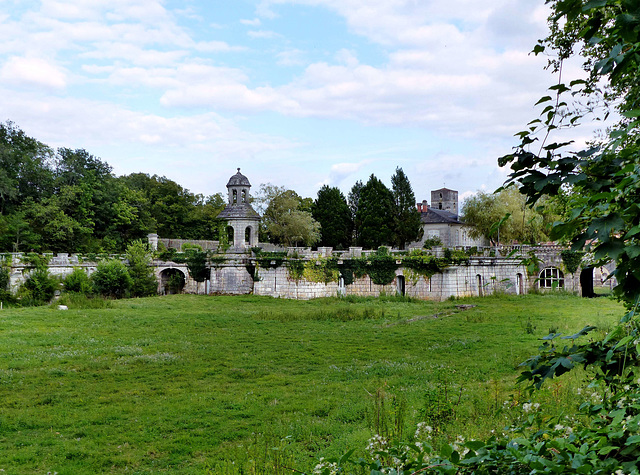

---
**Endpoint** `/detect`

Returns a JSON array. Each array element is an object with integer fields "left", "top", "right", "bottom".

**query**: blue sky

[{"left": 0, "top": 0, "right": 596, "bottom": 204}]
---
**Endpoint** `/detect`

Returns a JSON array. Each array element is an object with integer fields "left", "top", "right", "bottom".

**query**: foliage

[
  {"left": 348, "top": 180, "right": 364, "bottom": 244},
  {"left": 391, "top": 167, "right": 423, "bottom": 249},
  {"left": 356, "top": 174, "right": 396, "bottom": 249},
  {"left": 18, "top": 269, "right": 59, "bottom": 305},
  {"left": 560, "top": 250, "right": 584, "bottom": 275},
  {"left": 0, "top": 266, "right": 9, "bottom": 293},
  {"left": 21, "top": 252, "right": 50, "bottom": 271},
  {"left": 287, "top": 259, "right": 306, "bottom": 281},
  {"left": 63, "top": 268, "right": 93, "bottom": 294},
  {"left": 312, "top": 185, "right": 352, "bottom": 249},
  {"left": 166, "top": 272, "right": 185, "bottom": 294},
  {"left": 303, "top": 257, "right": 339, "bottom": 284},
  {"left": 461, "top": 188, "right": 555, "bottom": 245},
  {"left": 0, "top": 122, "right": 225, "bottom": 253},
  {"left": 261, "top": 188, "right": 321, "bottom": 247},
  {"left": 125, "top": 240, "right": 158, "bottom": 297},
  {"left": 91, "top": 259, "right": 132, "bottom": 298},
  {"left": 498, "top": 1, "right": 640, "bottom": 304},
  {"left": 185, "top": 249, "right": 209, "bottom": 283},
  {"left": 422, "top": 236, "right": 443, "bottom": 249},
  {"left": 253, "top": 248, "right": 288, "bottom": 268}
]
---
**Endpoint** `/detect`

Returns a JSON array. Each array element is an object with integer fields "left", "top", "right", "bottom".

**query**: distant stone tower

[
  {"left": 431, "top": 188, "right": 458, "bottom": 216},
  {"left": 217, "top": 169, "right": 260, "bottom": 250}
]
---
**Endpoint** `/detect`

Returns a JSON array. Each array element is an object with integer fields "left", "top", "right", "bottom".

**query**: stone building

[
  {"left": 217, "top": 168, "right": 260, "bottom": 250},
  {"left": 413, "top": 189, "right": 487, "bottom": 248}
]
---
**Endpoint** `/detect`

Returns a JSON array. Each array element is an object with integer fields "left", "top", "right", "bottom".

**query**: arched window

[
  {"left": 232, "top": 189, "right": 238, "bottom": 204},
  {"left": 241, "top": 189, "right": 247, "bottom": 203},
  {"left": 538, "top": 267, "right": 564, "bottom": 289},
  {"left": 227, "top": 226, "right": 234, "bottom": 244},
  {"left": 245, "top": 226, "right": 252, "bottom": 245}
]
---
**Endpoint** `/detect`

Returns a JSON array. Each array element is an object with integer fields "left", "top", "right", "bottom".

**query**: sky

[{"left": 0, "top": 0, "right": 597, "bottom": 205}]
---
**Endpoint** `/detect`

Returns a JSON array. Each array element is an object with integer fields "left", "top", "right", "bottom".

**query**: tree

[
  {"left": 261, "top": 188, "right": 320, "bottom": 247},
  {"left": 500, "top": 0, "right": 640, "bottom": 303},
  {"left": 91, "top": 259, "right": 132, "bottom": 299},
  {"left": 460, "top": 188, "right": 556, "bottom": 245},
  {"left": 185, "top": 248, "right": 209, "bottom": 294},
  {"left": 125, "top": 240, "right": 158, "bottom": 297},
  {"left": 348, "top": 180, "right": 363, "bottom": 243},
  {"left": 311, "top": 185, "right": 352, "bottom": 249},
  {"left": 391, "top": 167, "right": 422, "bottom": 249},
  {"left": 355, "top": 174, "right": 395, "bottom": 249}
]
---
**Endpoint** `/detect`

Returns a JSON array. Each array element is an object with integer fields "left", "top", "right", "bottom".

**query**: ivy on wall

[{"left": 560, "top": 250, "right": 584, "bottom": 275}]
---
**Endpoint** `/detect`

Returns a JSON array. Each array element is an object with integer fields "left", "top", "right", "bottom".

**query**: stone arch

[
  {"left": 242, "top": 189, "right": 248, "bottom": 203},
  {"left": 245, "top": 226, "right": 253, "bottom": 245},
  {"left": 160, "top": 268, "right": 186, "bottom": 294},
  {"left": 396, "top": 275, "right": 405, "bottom": 296},
  {"left": 539, "top": 266, "right": 564, "bottom": 289},
  {"left": 232, "top": 189, "right": 238, "bottom": 204}
]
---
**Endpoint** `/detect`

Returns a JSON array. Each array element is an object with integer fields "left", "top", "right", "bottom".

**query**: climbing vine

[
  {"left": 303, "top": 257, "right": 339, "bottom": 284},
  {"left": 560, "top": 250, "right": 584, "bottom": 275},
  {"left": 287, "top": 259, "right": 306, "bottom": 281}
]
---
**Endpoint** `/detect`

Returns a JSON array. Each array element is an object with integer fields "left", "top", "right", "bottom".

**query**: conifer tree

[
  {"left": 312, "top": 185, "right": 352, "bottom": 249},
  {"left": 391, "top": 167, "right": 422, "bottom": 249},
  {"left": 355, "top": 174, "right": 395, "bottom": 249}
]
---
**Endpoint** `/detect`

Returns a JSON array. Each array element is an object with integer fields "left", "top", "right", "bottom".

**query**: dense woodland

[
  {"left": 0, "top": 121, "right": 424, "bottom": 253},
  {"left": 0, "top": 121, "right": 227, "bottom": 253}
]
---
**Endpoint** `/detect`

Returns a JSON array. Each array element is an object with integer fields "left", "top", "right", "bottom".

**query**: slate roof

[
  {"left": 420, "top": 208, "right": 463, "bottom": 224},
  {"left": 227, "top": 168, "right": 251, "bottom": 187},
  {"left": 218, "top": 203, "right": 260, "bottom": 220}
]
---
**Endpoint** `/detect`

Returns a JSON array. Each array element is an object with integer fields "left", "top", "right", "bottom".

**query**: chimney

[{"left": 416, "top": 202, "right": 422, "bottom": 212}]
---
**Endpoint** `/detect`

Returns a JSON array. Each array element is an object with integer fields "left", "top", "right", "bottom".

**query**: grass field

[{"left": 0, "top": 293, "right": 624, "bottom": 473}]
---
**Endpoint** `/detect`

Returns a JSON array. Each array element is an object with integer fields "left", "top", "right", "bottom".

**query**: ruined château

[{"left": 3, "top": 170, "right": 614, "bottom": 301}]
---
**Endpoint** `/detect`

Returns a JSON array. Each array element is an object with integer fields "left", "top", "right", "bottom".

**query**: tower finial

[{"left": 237, "top": 167, "right": 241, "bottom": 173}]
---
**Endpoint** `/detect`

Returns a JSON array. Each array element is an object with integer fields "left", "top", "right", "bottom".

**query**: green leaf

[
  {"left": 583, "top": 0, "right": 609, "bottom": 8},
  {"left": 622, "top": 109, "right": 640, "bottom": 118},
  {"left": 440, "top": 443, "right": 453, "bottom": 459},
  {"left": 535, "top": 95, "right": 553, "bottom": 105}
]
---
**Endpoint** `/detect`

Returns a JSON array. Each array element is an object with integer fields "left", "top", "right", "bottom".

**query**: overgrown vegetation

[{"left": 0, "top": 293, "right": 622, "bottom": 473}]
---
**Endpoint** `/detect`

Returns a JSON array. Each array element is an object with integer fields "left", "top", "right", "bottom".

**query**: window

[{"left": 538, "top": 267, "right": 564, "bottom": 289}]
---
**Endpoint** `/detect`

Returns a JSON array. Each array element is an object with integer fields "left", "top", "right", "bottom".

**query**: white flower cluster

[
  {"left": 451, "top": 435, "right": 469, "bottom": 456},
  {"left": 366, "top": 434, "right": 388, "bottom": 459},
  {"left": 414, "top": 422, "right": 433, "bottom": 440},
  {"left": 553, "top": 424, "right": 573, "bottom": 435},
  {"left": 522, "top": 402, "right": 540, "bottom": 413},
  {"left": 313, "top": 457, "right": 339, "bottom": 475}
]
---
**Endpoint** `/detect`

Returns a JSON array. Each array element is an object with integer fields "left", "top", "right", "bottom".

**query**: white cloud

[
  {"left": 241, "top": 18, "right": 262, "bottom": 26},
  {"left": 0, "top": 56, "right": 67, "bottom": 89},
  {"left": 248, "top": 30, "right": 283, "bottom": 39}
]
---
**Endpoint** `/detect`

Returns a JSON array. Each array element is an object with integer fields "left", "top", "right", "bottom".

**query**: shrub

[
  {"left": 63, "top": 268, "right": 93, "bottom": 294},
  {"left": 126, "top": 240, "right": 158, "bottom": 297},
  {"left": 19, "top": 269, "right": 59, "bottom": 305},
  {"left": 91, "top": 259, "right": 132, "bottom": 299}
]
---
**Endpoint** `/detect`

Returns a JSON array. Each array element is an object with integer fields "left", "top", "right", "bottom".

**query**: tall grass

[{"left": 0, "top": 293, "right": 623, "bottom": 473}]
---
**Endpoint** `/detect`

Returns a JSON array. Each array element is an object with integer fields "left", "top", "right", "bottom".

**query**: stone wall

[
  {"left": 1, "top": 244, "right": 610, "bottom": 301},
  {"left": 252, "top": 257, "right": 530, "bottom": 301}
]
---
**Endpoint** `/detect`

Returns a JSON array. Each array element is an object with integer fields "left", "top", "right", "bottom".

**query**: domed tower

[{"left": 217, "top": 168, "right": 260, "bottom": 250}]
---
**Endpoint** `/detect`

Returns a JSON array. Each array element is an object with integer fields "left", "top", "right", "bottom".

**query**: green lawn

[{"left": 0, "top": 293, "right": 623, "bottom": 473}]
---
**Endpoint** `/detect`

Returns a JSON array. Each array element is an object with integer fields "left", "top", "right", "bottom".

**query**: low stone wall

[
  {"left": 252, "top": 257, "right": 530, "bottom": 301},
  {"left": 2, "top": 244, "right": 610, "bottom": 300}
]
